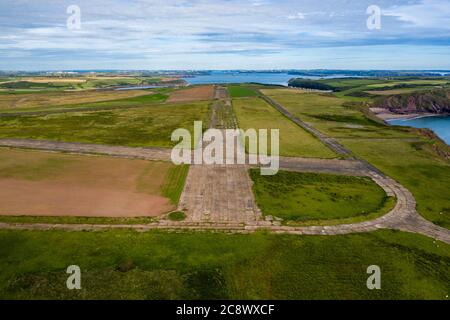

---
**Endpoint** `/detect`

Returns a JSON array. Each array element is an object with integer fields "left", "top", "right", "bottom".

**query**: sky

[{"left": 0, "top": 0, "right": 449, "bottom": 70}]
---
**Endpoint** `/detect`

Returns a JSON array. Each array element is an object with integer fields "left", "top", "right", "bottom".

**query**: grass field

[
  {"left": 250, "top": 170, "right": 391, "bottom": 223},
  {"left": 0, "top": 92, "right": 169, "bottom": 114},
  {"left": 233, "top": 97, "right": 335, "bottom": 158},
  {"left": 366, "top": 80, "right": 448, "bottom": 88},
  {"left": 227, "top": 85, "right": 258, "bottom": 98},
  {"left": 0, "top": 229, "right": 448, "bottom": 300},
  {"left": 0, "top": 149, "right": 188, "bottom": 218},
  {"left": 262, "top": 89, "right": 450, "bottom": 228},
  {"left": 260, "top": 89, "right": 406, "bottom": 139},
  {"left": 0, "top": 90, "right": 156, "bottom": 111},
  {"left": 364, "top": 87, "right": 436, "bottom": 96},
  {"left": 0, "top": 102, "right": 210, "bottom": 148}
]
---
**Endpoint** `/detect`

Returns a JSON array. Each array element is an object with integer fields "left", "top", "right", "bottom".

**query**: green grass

[
  {"left": 263, "top": 89, "right": 450, "bottom": 228},
  {"left": 319, "top": 78, "right": 387, "bottom": 90},
  {"left": 167, "top": 211, "right": 187, "bottom": 221},
  {"left": 0, "top": 93, "right": 168, "bottom": 114},
  {"left": 233, "top": 97, "right": 336, "bottom": 158},
  {"left": 0, "top": 102, "right": 210, "bottom": 148},
  {"left": 161, "top": 165, "right": 190, "bottom": 204},
  {"left": 366, "top": 80, "right": 448, "bottom": 88},
  {"left": 0, "top": 229, "right": 448, "bottom": 299},
  {"left": 228, "top": 86, "right": 258, "bottom": 98},
  {"left": 250, "top": 170, "right": 390, "bottom": 223},
  {"left": 261, "top": 90, "right": 404, "bottom": 139},
  {"left": 0, "top": 216, "right": 156, "bottom": 225}
]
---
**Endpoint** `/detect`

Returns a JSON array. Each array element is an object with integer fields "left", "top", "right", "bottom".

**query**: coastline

[{"left": 369, "top": 108, "right": 449, "bottom": 121}]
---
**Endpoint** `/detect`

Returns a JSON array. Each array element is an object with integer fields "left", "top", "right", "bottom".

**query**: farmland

[
  {"left": 0, "top": 101, "right": 210, "bottom": 148},
  {"left": 0, "top": 89, "right": 156, "bottom": 111},
  {"left": 233, "top": 97, "right": 336, "bottom": 158},
  {"left": 0, "top": 76, "right": 448, "bottom": 301},
  {"left": 0, "top": 149, "right": 188, "bottom": 219}
]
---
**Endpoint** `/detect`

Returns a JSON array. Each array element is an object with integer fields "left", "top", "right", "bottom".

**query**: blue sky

[{"left": 0, "top": 0, "right": 449, "bottom": 70}]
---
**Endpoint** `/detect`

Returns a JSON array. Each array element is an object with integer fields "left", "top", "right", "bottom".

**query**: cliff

[{"left": 374, "top": 89, "right": 450, "bottom": 114}]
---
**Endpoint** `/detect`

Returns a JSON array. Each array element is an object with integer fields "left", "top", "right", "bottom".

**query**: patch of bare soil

[
  {"left": 0, "top": 149, "right": 175, "bottom": 217},
  {"left": 0, "top": 179, "right": 172, "bottom": 217}
]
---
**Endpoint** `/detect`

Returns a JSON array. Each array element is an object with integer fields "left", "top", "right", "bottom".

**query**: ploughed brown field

[
  {"left": 167, "top": 85, "right": 215, "bottom": 102},
  {"left": 0, "top": 149, "right": 175, "bottom": 217}
]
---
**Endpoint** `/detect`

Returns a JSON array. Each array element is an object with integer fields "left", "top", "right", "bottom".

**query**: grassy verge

[
  {"left": 284, "top": 197, "right": 396, "bottom": 227},
  {"left": 250, "top": 169, "right": 391, "bottom": 223},
  {"left": 161, "top": 165, "right": 190, "bottom": 205},
  {"left": 0, "top": 229, "right": 448, "bottom": 300},
  {"left": 233, "top": 97, "right": 335, "bottom": 158},
  {"left": 0, "top": 216, "right": 156, "bottom": 225},
  {"left": 167, "top": 211, "right": 187, "bottom": 221}
]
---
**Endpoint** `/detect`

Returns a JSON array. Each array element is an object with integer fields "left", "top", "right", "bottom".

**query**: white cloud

[
  {"left": 0, "top": 0, "right": 449, "bottom": 69},
  {"left": 384, "top": 0, "right": 450, "bottom": 29},
  {"left": 287, "top": 12, "right": 305, "bottom": 20}
]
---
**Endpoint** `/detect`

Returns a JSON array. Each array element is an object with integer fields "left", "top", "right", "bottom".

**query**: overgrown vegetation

[
  {"left": 250, "top": 170, "right": 390, "bottom": 223},
  {"left": 0, "top": 102, "right": 210, "bottom": 148},
  {"left": 288, "top": 79, "right": 335, "bottom": 91},
  {"left": 0, "top": 229, "right": 448, "bottom": 299},
  {"left": 167, "top": 211, "right": 187, "bottom": 221}
]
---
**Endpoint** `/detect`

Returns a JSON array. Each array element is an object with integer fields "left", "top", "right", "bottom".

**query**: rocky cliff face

[{"left": 374, "top": 89, "right": 450, "bottom": 114}]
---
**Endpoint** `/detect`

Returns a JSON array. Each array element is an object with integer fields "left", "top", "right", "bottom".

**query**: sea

[
  {"left": 389, "top": 116, "right": 450, "bottom": 145},
  {"left": 182, "top": 71, "right": 349, "bottom": 86}
]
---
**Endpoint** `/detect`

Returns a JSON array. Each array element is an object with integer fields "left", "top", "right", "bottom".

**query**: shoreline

[
  {"left": 370, "top": 108, "right": 449, "bottom": 121},
  {"left": 385, "top": 113, "right": 447, "bottom": 122}
]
